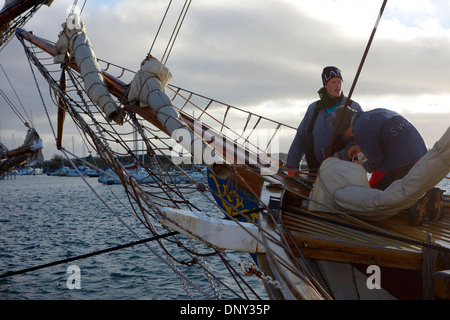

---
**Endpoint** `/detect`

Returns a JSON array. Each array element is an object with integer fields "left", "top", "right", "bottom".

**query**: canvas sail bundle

[
  {"left": 309, "top": 127, "right": 450, "bottom": 221},
  {"left": 127, "top": 56, "right": 184, "bottom": 136},
  {"left": 54, "top": 16, "right": 124, "bottom": 124},
  {"left": 127, "top": 56, "right": 219, "bottom": 166}
]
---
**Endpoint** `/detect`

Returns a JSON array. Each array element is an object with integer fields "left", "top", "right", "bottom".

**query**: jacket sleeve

[
  {"left": 363, "top": 148, "right": 385, "bottom": 173},
  {"left": 335, "top": 138, "right": 354, "bottom": 161},
  {"left": 285, "top": 104, "right": 315, "bottom": 169},
  {"left": 285, "top": 128, "right": 304, "bottom": 168},
  {"left": 350, "top": 101, "right": 362, "bottom": 112}
]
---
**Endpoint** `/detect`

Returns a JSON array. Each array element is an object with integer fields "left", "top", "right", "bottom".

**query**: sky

[{"left": 0, "top": 0, "right": 449, "bottom": 160}]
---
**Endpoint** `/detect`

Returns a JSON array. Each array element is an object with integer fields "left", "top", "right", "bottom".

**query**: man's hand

[{"left": 347, "top": 145, "right": 361, "bottom": 160}]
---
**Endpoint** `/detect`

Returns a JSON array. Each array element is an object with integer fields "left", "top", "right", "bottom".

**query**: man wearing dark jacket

[{"left": 331, "top": 106, "right": 444, "bottom": 225}]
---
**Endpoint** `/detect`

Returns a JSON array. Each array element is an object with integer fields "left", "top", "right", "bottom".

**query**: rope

[
  {"left": 0, "top": 88, "right": 29, "bottom": 126},
  {"left": 16, "top": 25, "right": 334, "bottom": 300},
  {"left": 0, "top": 232, "right": 178, "bottom": 279},
  {"left": 148, "top": 0, "right": 173, "bottom": 56},
  {"left": 283, "top": 206, "right": 450, "bottom": 254},
  {"left": 162, "top": 0, "right": 192, "bottom": 65},
  {"left": 422, "top": 244, "right": 450, "bottom": 299},
  {"left": 0, "top": 64, "right": 33, "bottom": 127},
  {"left": 0, "top": 1, "right": 43, "bottom": 53}
]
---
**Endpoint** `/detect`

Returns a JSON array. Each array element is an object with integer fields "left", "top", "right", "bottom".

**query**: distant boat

[
  {"left": 97, "top": 168, "right": 120, "bottom": 185},
  {"left": 167, "top": 169, "right": 206, "bottom": 184},
  {"left": 50, "top": 166, "right": 70, "bottom": 176},
  {"left": 66, "top": 166, "right": 88, "bottom": 177},
  {"left": 85, "top": 168, "right": 100, "bottom": 177},
  {"left": 17, "top": 166, "right": 42, "bottom": 175},
  {"left": 98, "top": 166, "right": 162, "bottom": 185},
  {"left": 129, "top": 167, "right": 160, "bottom": 184}
]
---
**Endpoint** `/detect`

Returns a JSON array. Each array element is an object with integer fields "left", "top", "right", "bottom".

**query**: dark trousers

[{"left": 372, "top": 162, "right": 417, "bottom": 191}]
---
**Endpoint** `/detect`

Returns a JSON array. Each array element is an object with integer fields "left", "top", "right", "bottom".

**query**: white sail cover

[
  {"left": 127, "top": 56, "right": 218, "bottom": 165},
  {"left": 54, "top": 16, "right": 124, "bottom": 124},
  {"left": 127, "top": 57, "right": 182, "bottom": 134},
  {"left": 308, "top": 126, "right": 450, "bottom": 221}
]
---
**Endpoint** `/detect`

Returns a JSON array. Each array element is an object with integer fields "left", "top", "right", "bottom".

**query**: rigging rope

[
  {"left": 0, "top": 232, "right": 179, "bottom": 280},
  {"left": 0, "top": 1, "right": 43, "bottom": 53},
  {"left": 148, "top": 0, "right": 173, "bottom": 56},
  {"left": 69, "top": 0, "right": 88, "bottom": 16},
  {"left": 0, "top": 63, "right": 33, "bottom": 127},
  {"left": 20, "top": 39, "right": 218, "bottom": 298},
  {"left": 283, "top": 206, "right": 450, "bottom": 254},
  {"left": 146, "top": 0, "right": 192, "bottom": 65},
  {"left": 162, "top": 0, "right": 192, "bottom": 65},
  {"left": 22, "top": 37, "right": 274, "bottom": 299},
  {"left": 15, "top": 19, "right": 336, "bottom": 300}
]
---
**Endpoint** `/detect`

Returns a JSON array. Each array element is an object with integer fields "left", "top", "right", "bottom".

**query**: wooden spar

[
  {"left": 6, "top": 145, "right": 32, "bottom": 158},
  {"left": 17, "top": 28, "right": 56, "bottom": 54},
  {"left": 18, "top": 29, "right": 325, "bottom": 202},
  {"left": 56, "top": 68, "right": 66, "bottom": 149}
]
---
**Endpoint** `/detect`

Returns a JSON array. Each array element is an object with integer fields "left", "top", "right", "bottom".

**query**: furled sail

[
  {"left": 126, "top": 55, "right": 220, "bottom": 166},
  {"left": 308, "top": 126, "right": 450, "bottom": 221},
  {"left": 54, "top": 15, "right": 124, "bottom": 124}
]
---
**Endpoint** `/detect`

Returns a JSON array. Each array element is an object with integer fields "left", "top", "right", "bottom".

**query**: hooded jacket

[{"left": 352, "top": 108, "right": 427, "bottom": 172}]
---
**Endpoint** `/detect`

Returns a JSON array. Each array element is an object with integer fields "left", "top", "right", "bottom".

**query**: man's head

[
  {"left": 322, "top": 66, "right": 343, "bottom": 98},
  {"left": 331, "top": 105, "right": 358, "bottom": 137}
]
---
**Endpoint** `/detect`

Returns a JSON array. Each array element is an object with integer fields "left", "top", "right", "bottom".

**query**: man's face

[{"left": 325, "top": 77, "right": 343, "bottom": 98}]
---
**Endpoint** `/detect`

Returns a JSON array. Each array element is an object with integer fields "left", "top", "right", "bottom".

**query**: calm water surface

[
  {"left": 1, "top": 174, "right": 448, "bottom": 300},
  {"left": 0, "top": 174, "right": 267, "bottom": 300}
]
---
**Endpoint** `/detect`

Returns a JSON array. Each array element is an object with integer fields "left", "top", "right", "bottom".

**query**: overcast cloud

[{"left": 1, "top": 0, "right": 449, "bottom": 158}]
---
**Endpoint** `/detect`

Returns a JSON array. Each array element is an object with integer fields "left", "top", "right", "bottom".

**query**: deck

[{"left": 282, "top": 196, "right": 450, "bottom": 272}]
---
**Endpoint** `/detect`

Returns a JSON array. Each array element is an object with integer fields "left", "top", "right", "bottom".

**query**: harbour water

[
  {"left": 0, "top": 174, "right": 268, "bottom": 300},
  {"left": 1, "top": 174, "right": 448, "bottom": 300}
]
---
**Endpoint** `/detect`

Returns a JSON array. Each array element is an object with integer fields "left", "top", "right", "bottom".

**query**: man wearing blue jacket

[
  {"left": 285, "top": 66, "right": 362, "bottom": 174},
  {"left": 331, "top": 106, "right": 444, "bottom": 225}
]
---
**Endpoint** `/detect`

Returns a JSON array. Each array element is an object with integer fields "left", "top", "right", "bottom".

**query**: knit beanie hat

[
  {"left": 331, "top": 105, "right": 357, "bottom": 134},
  {"left": 322, "top": 66, "right": 343, "bottom": 85}
]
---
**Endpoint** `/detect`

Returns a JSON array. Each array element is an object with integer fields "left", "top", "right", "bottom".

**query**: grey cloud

[{"left": 1, "top": 0, "right": 448, "bottom": 158}]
